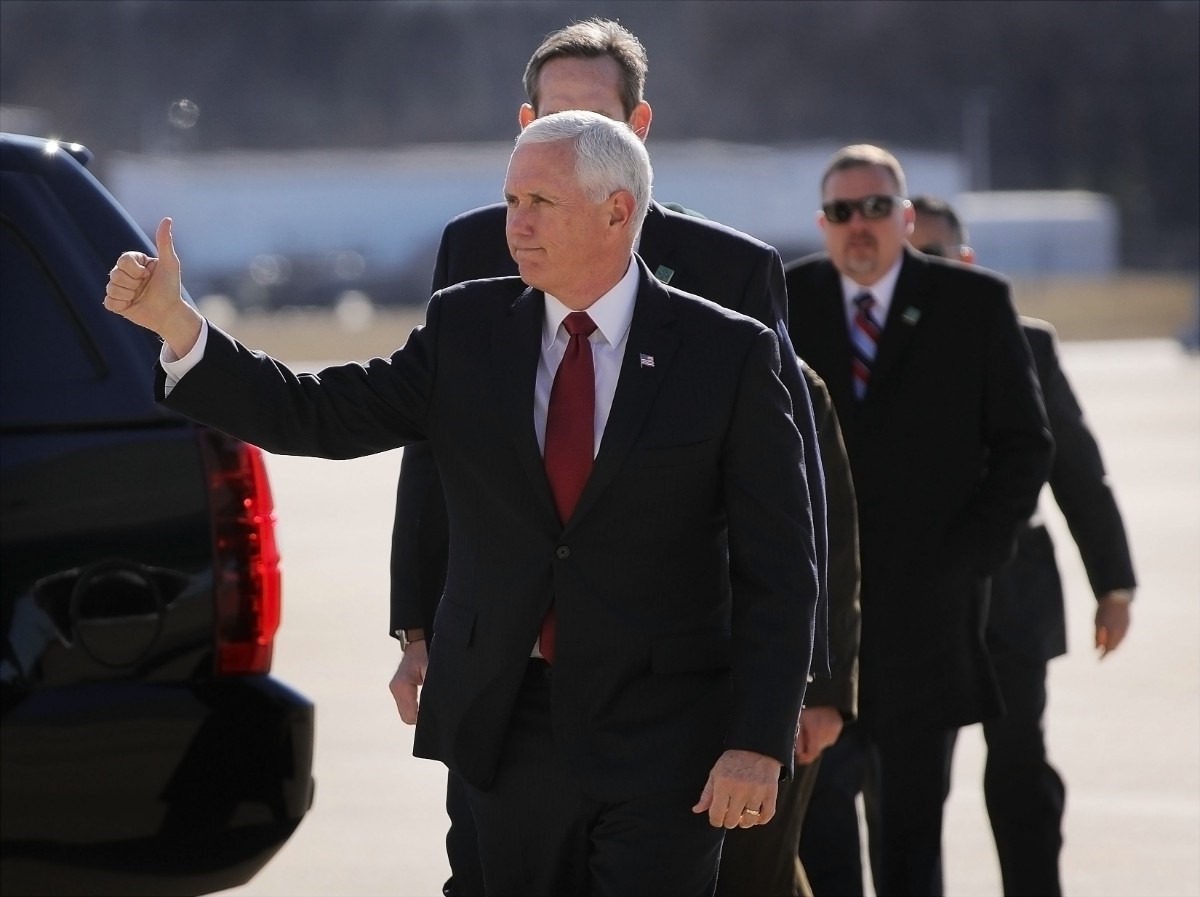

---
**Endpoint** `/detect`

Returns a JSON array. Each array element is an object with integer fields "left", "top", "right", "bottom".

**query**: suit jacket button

[{"left": 556, "top": 546, "right": 570, "bottom": 559}]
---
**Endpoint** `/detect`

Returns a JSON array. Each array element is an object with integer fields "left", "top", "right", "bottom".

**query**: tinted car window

[
  {"left": 0, "top": 220, "right": 105, "bottom": 391},
  {"left": 0, "top": 163, "right": 163, "bottom": 428}
]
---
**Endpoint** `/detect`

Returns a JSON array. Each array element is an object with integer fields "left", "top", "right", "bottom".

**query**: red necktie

[
  {"left": 851, "top": 291, "right": 881, "bottom": 400},
  {"left": 539, "top": 311, "right": 597, "bottom": 663}
]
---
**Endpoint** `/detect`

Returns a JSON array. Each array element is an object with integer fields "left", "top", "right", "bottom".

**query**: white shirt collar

[
  {"left": 840, "top": 254, "right": 904, "bottom": 323},
  {"left": 542, "top": 257, "right": 639, "bottom": 350}
]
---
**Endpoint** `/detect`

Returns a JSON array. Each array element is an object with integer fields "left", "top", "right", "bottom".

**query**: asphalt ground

[{"left": 226, "top": 337, "right": 1200, "bottom": 897}]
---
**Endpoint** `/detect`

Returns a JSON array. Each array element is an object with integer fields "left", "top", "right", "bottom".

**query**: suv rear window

[
  {"left": 1, "top": 220, "right": 106, "bottom": 391},
  {"left": 0, "top": 161, "right": 166, "bottom": 429}
]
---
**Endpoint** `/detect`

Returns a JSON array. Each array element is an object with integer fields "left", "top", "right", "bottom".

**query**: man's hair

[
  {"left": 910, "top": 195, "right": 969, "bottom": 244},
  {"left": 523, "top": 18, "right": 648, "bottom": 120},
  {"left": 821, "top": 144, "right": 908, "bottom": 198},
  {"left": 515, "top": 110, "right": 653, "bottom": 229}
]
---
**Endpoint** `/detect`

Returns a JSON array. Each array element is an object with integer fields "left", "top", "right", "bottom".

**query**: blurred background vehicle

[{"left": 0, "top": 132, "right": 315, "bottom": 897}]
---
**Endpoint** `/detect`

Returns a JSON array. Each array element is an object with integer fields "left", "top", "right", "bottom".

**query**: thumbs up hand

[{"left": 104, "top": 217, "right": 203, "bottom": 357}]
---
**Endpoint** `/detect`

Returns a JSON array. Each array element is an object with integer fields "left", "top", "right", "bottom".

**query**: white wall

[{"left": 105, "top": 144, "right": 1114, "bottom": 285}]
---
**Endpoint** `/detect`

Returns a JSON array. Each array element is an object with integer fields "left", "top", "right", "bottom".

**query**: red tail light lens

[{"left": 200, "top": 430, "right": 282, "bottom": 675}]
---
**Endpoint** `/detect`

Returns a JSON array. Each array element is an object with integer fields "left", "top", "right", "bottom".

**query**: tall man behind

[
  {"left": 910, "top": 195, "right": 1136, "bottom": 897},
  {"left": 787, "top": 145, "right": 1054, "bottom": 897},
  {"left": 105, "top": 112, "right": 819, "bottom": 896},
  {"left": 385, "top": 19, "right": 830, "bottom": 895}
]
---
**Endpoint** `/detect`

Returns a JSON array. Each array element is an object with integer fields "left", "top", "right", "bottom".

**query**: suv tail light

[{"left": 200, "top": 430, "right": 282, "bottom": 675}]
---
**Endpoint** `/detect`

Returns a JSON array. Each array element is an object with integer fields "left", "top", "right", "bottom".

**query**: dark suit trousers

[
  {"left": 715, "top": 757, "right": 822, "bottom": 897},
  {"left": 798, "top": 725, "right": 877, "bottom": 897},
  {"left": 444, "top": 772, "right": 483, "bottom": 896},
  {"left": 976, "top": 649, "right": 1065, "bottom": 897},
  {"left": 461, "top": 660, "right": 724, "bottom": 897},
  {"left": 799, "top": 723, "right": 956, "bottom": 897}
]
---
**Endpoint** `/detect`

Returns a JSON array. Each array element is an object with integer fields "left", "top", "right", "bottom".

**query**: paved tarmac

[{"left": 226, "top": 338, "right": 1200, "bottom": 897}]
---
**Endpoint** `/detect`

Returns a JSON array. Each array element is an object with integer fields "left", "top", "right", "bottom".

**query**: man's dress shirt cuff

[{"left": 160, "top": 318, "right": 210, "bottom": 395}]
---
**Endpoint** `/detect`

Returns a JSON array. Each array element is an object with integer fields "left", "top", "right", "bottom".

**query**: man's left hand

[{"left": 691, "top": 749, "right": 781, "bottom": 829}]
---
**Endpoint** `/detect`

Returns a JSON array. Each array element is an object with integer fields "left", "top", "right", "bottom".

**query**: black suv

[{"left": 0, "top": 133, "right": 315, "bottom": 896}]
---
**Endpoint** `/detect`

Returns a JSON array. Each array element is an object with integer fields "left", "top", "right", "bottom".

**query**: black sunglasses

[{"left": 822, "top": 194, "right": 905, "bottom": 224}]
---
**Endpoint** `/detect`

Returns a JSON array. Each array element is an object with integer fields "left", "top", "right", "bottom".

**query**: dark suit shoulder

[
  {"left": 660, "top": 278, "right": 773, "bottom": 337},
  {"left": 431, "top": 275, "right": 530, "bottom": 321},
  {"left": 436, "top": 274, "right": 527, "bottom": 300},
  {"left": 782, "top": 254, "right": 838, "bottom": 306},
  {"left": 927, "top": 255, "right": 1011, "bottom": 291},
  {"left": 1020, "top": 316, "right": 1058, "bottom": 344},
  {"left": 782, "top": 252, "right": 838, "bottom": 294},
  {"left": 784, "top": 251, "right": 833, "bottom": 275},
  {"left": 652, "top": 201, "right": 776, "bottom": 256}
]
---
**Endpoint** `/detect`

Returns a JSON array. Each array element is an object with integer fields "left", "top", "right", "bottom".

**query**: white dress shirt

[{"left": 534, "top": 257, "right": 637, "bottom": 458}]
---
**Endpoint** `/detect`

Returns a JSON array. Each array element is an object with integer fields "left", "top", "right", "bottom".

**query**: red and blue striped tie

[{"left": 851, "top": 291, "right": 881, "bottom": 400}]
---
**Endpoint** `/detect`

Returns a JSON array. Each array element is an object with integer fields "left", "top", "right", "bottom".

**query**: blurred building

[
  {"left": 100, "top": 143, "right": 1115, "bottom": 309},
  {"left": 958, "top": 191, "right": 1119, "bottom": 277}
]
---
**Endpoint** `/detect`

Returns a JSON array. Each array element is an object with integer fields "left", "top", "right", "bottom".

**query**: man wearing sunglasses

[
  {"left": 785, "top": 145, "right": 1054, "bottom": 897},
  {"left": 910, "top": 195, "right": 1136, "bottom": 897}
]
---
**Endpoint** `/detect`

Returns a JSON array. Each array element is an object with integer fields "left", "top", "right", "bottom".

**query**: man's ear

[
  {"left": 629, "top": 102, "right": 653, "bottom": 141},
  {"left": 609, "top": 190, "right": 638, "bottom": 230},
  {"left": 518, "top": 104, "right": 536, "bottom": 130},
  {"left": 959, "top": 245, "right": 977, "bottom": 265}
]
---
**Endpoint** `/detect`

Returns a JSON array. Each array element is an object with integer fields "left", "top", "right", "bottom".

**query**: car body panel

[{"left": 1, "top": 132, "right": 315, "bottom": 896}]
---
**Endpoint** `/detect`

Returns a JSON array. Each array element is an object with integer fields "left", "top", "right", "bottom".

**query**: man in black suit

[
  {"left": 384, "top": 19, "right": 830, "bottom": 895},
  {"left": 105, "top": 111, "right": 819, "bottom": 897},
  {"left": 910, "top": 195, "right": 1136, "bottom": 897},
  {"left": 787, "top": 145, "right": 1054, "bottom": 897}
]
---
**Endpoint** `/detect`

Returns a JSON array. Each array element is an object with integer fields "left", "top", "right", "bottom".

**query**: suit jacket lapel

[
  {"left": 871, "top": 248, "right": 929, "bottom": 390},
  {"left": 490, "top": 286, "right": 558, "bottom": 522},
  {"left": 569, "top": 259, "right": 679, "bottom": 526}
]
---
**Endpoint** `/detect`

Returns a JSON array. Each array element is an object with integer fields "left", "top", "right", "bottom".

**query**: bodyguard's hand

[
  {"left": 692, "top": 748, "right": 780, "bottom": 829},
  {"left": 104, "top": 216, "right": 202, "bottom": 358},
  {"left": 389, "top": 639, "right": 429, "bottom": 725},
  {"left": 1095, "top": 591, "right": 1132, "bottom": 658},
  {"left": 794, "top": 705, "right": 844, "bottom": 765}
]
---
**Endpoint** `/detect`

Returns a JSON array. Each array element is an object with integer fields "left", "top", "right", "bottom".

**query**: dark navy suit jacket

[{"left": 988, "top": 318, "right": 1136, "bottom": 662}]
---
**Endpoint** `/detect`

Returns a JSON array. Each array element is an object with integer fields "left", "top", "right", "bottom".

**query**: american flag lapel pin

[{"left": 639, "top": 353, "right": 655, "bottom": 368}]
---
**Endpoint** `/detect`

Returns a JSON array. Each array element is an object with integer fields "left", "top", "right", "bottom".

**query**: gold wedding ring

[{"left": 743, "top": 808, "right": 761, "bottom": 817}]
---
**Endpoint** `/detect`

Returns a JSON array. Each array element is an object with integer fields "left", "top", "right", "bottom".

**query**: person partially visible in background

[{"left": 910, "top": 195, "right": 1137, "bottom": 897}]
